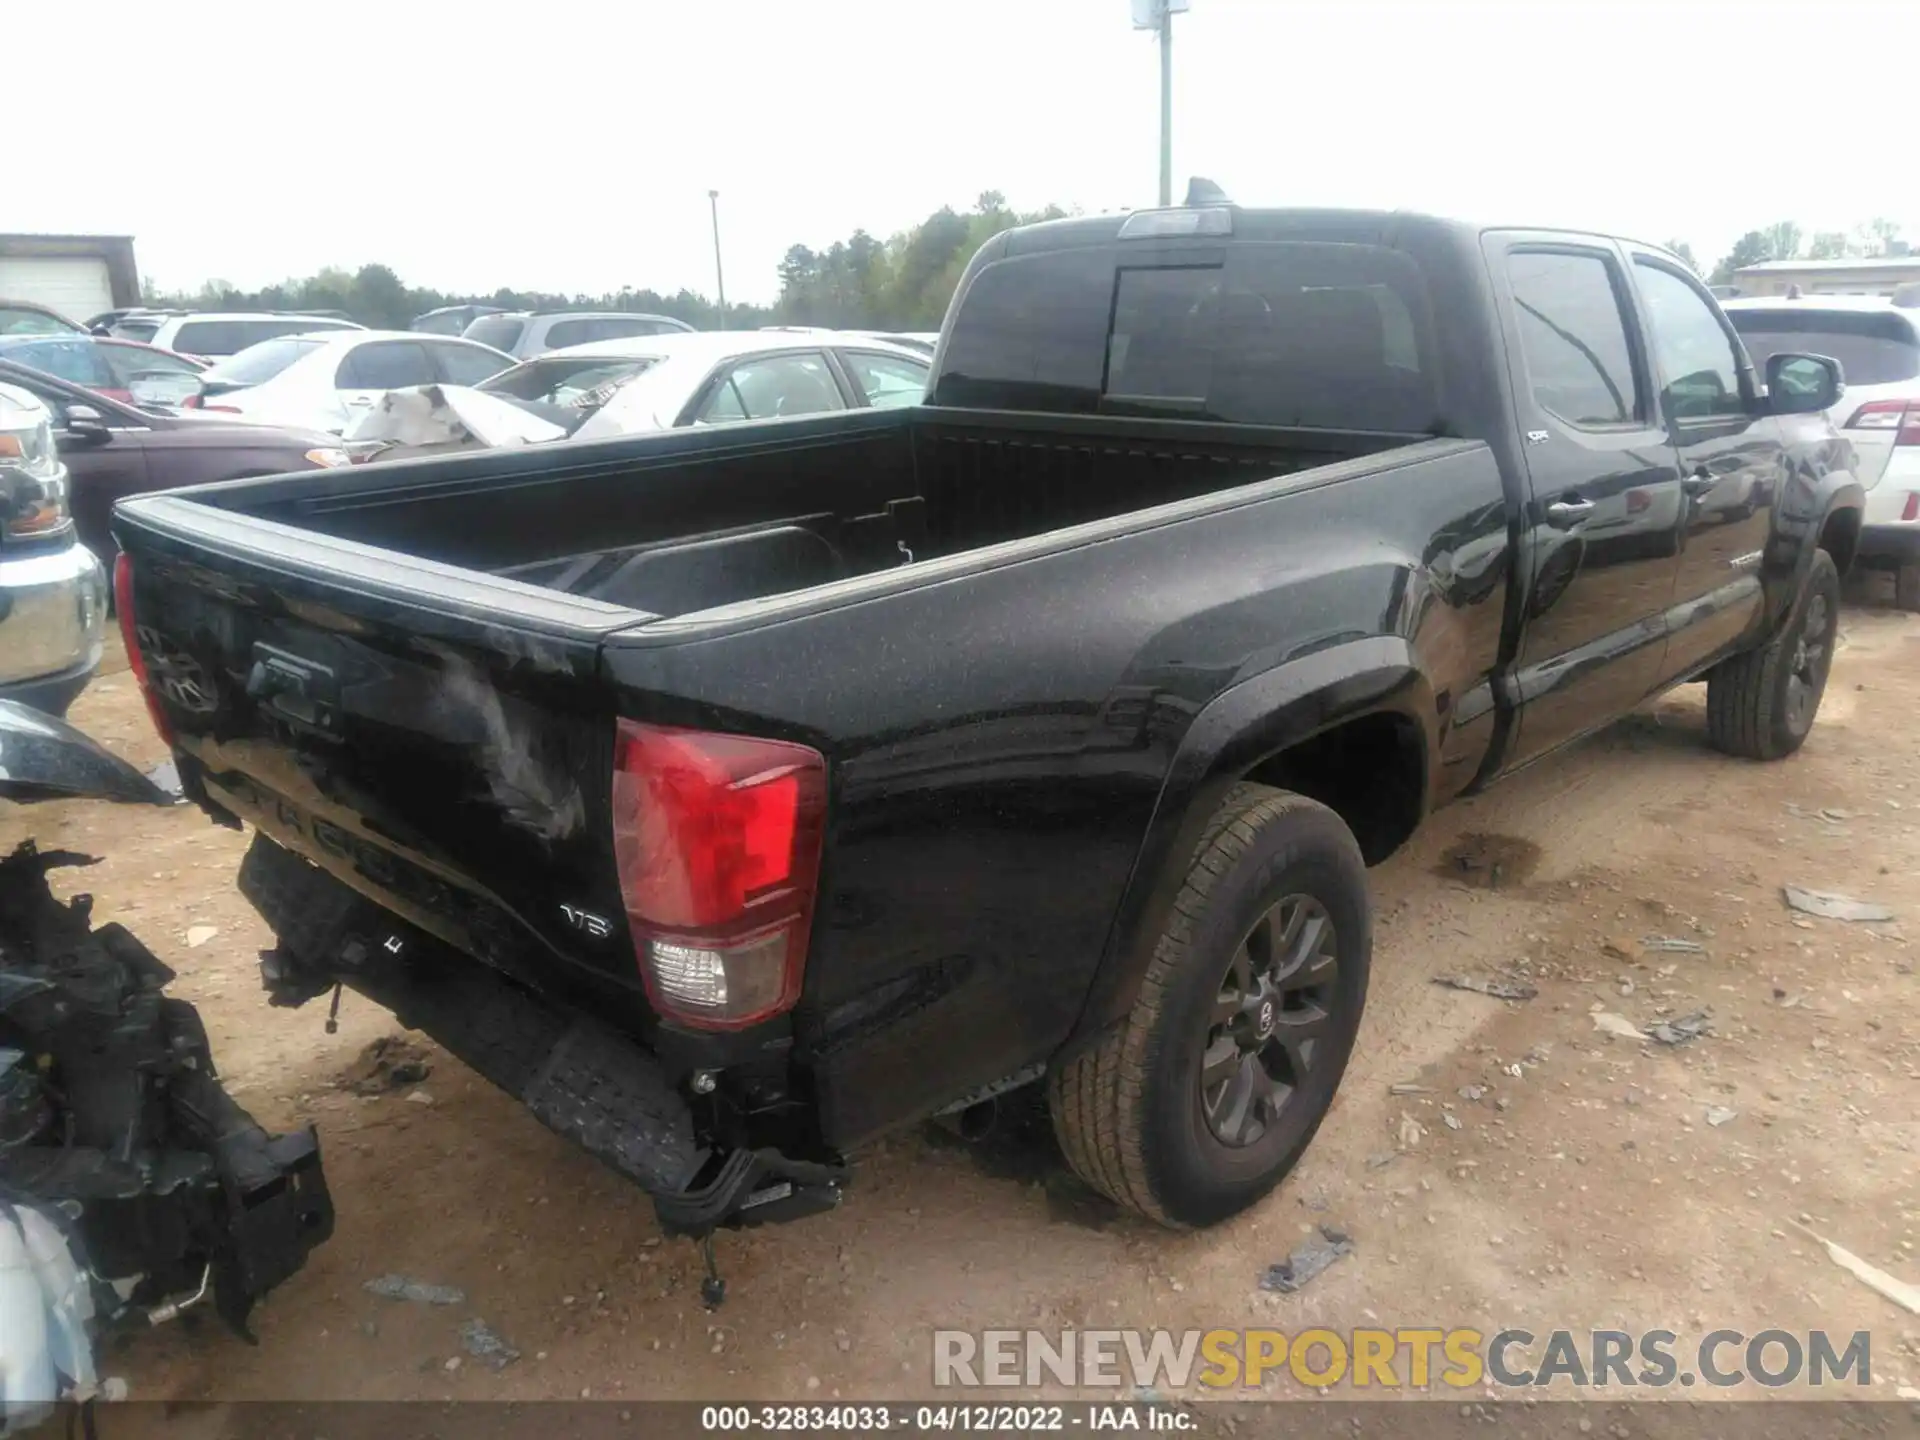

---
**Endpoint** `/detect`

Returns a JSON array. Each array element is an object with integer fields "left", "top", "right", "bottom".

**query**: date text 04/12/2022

[{"left": 699, "top": 1405, "right": 1192, "bottom": 1431}]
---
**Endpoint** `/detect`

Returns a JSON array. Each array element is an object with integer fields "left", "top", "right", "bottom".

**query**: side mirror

[
  {"left": 60, "top": 404, "right": 112, "bottom": 445},
  {"left": 1767, "top": 353, "right": 1844, "bottom": 416}
]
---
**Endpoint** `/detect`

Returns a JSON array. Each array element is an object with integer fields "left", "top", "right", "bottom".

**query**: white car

[
  {"left": 139, "top": 312, "right": 365, "bottom": 360},
  {"left": 1725, "top": 298, "right": 1920, "bottom": 607},
  {"left": 458, "top": 330, "right": 931, "bottom": 444},
  {"left": 190, "top": 330, "right": 514, "bottom": 435}
]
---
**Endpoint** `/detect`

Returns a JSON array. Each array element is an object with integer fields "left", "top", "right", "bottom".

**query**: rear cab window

[
  {"left": 172, "top": 319, "right": 346, "bottom": 356},
  {"left": 935, "top": 234, "right": 1444, "bottom": 433},
  {"left": 480, "top": 355, "right": 659, "bottom": 414},
  {"left": 1725, "top": 308, "right": 1920, "bottom": 387},
  {"left": 202, "top": 338, "right": 325, "bottom": 386}
]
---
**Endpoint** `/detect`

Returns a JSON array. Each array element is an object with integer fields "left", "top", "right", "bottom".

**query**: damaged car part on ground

[{"left": 0, "top": 701, "right": 334, "bottom": 1421}]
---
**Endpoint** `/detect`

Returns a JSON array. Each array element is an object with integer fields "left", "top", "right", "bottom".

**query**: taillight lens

[
  {"left": 113, "top": 553, "right": 175, "bottom": 746},
  {"left": 1843, "top": 399, "right": 1920, "bottom": 445},
  {"left": 611, "top": 721, "right": 826, "bottom": 1031},
  {"left": 1904, "top": 492, "right": 1919, "bottom": 523}
]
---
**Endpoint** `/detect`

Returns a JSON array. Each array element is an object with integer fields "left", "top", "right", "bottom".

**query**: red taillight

[
  {"left": 1843, "top": 398, "right": 1920, "bottom": 446},
  {"left": 1625, "top": 488, "right": 1652, "bottom": 514},
  {"left": 180, "top": 393, "right": 200, "bottom": 409},
  {"left": 113, "top": 553, "right": 175, "bottom": 746},
  {"left": 1904, "top": 492, "right": 1920, "bottom": 523},
  {"left": 611, "top": 720, "right": 826, "bottom": 1031}
]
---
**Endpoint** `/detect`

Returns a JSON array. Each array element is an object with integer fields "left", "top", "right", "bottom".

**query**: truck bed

[{"left": 181, "top": 407, "right": 1418, "bottom": 620}]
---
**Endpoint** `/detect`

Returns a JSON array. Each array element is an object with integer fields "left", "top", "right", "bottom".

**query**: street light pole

[
  {"left": 1132, "top": 0, "right": 1187, "bottom": 206},
  {"left": 708, "top": 189, "right": 728, "bottom": 328},
  {"left": 1157, "top": 3, "right": 1173, "bottom": 207}
]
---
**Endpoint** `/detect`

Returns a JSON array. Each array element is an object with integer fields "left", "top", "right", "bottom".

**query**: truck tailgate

[{"left": 113, "top": 493, "right": 647, "bottom": 999}]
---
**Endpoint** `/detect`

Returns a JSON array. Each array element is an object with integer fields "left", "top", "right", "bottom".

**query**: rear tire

[
  {"left": 1047, "top": 784, "right": 1370, "bottom": 1228},
  {"left": 1896, "top": 560, "right": 1920, "bottom": 614},
  {"left": 1706, "top": 549, "right": 1840, "bottom": 760}
]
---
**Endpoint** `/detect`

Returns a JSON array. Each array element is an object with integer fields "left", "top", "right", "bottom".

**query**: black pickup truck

[{"left": 111, "top": 203, "right": 1862, "bottom": 1245}]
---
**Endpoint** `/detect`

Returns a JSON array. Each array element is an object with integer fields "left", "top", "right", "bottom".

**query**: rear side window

[
  {"left": 463, "top": 315, "right": 525, "bottom": 352},
  {"left": 1726, "top": 309, "right": 1920, "bottom": 387},
  {"left": 1506, "top": 251, "right": 1643, "bottom": 426},
  {"left": 938, "top": 240, "right": 1442, "bottom": 432},
  {"left": 542, "top": 316, "right": 683, "bottom": 349},
  {"left": 840, "top": 349, "right": 929, "bottom": 409}
]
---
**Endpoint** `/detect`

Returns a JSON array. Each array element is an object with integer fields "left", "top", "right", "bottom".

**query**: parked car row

[
  {"left": 1723, "top": 296, "right": 1920, "bottom": 608},
  {"left": 346, "top": 329, "right": 933, "bottom": 457}
]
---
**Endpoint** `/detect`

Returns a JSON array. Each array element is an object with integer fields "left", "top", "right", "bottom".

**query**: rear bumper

[
  {"left": 237, "top": 835, "right": 846, "bottom": 1234},
  {"left": 0, "top": 540, "right": 105, "bottom": 712},
  {"left": 1859, "top": 524, "right": 1920, "bottom": 563}
]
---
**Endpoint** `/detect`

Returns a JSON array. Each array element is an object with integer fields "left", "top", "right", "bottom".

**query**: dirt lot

[{"left": 7, "top": 593, "right": 1918, "bottom": 1411}]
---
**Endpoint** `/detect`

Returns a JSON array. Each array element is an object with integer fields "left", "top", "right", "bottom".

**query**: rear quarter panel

[{"left": 602, "top": 440, "right": 1512, "bottom": 1148}]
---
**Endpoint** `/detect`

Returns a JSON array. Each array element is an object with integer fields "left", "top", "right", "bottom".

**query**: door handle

[
  {"left": 1544, "top": 497, "right": 1595, "bottom": 528},
  {"left": 1682, "top": 467, "right": 1717, "bottom": 496}
]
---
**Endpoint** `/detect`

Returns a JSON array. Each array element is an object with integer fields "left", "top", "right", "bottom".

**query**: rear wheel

[
  {"left": 1048, "top": 784, "right": 1370, "bottom": 1228},
  {"left": 1706, "top": 549, "right": 1840, "bottom": 760}
]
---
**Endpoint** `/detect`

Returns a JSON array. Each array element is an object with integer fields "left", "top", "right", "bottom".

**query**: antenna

[{"left": 1185, "top": 176, "right": 1231, "bottom": 206}]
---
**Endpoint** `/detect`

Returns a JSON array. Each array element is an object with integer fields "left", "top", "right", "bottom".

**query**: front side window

[
  {"left": 1633, "top": 263, "right": 1747, "bottom": 422},
  {"left": 336, "top": 341, "right": 436, "bottom": 390},
  {"left": 544, "top": 316, "right": 680, "bottom": 349},
  {"left": 693, "top": 353, "right": 844, "bottom": 424},
  {"left": 840, "top": 350, "right": 929, "bottom": 409},
  {"left": 429, "top": 341, "right": 511, "bottom": 386},
  {"left": 1506, "top": 251, "right": 1642, "bottom": 426}
]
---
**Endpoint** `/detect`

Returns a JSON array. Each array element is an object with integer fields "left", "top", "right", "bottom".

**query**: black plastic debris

[{"left": 1258, "top": 1225, "right": 1354, "bottom": 1294}]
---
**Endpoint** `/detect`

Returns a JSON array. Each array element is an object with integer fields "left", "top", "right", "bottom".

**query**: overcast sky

[{"left": 19, "top": 0, "right": 1918, "bottom": 302}]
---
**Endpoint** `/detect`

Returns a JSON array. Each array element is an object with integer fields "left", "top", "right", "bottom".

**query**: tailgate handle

[{"left": 246, "top": 644, "right": 341, "bottom": 735}]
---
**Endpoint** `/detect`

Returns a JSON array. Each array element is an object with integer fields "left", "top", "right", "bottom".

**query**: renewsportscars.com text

[{"left": 932, "top": 1328, "right": 1872, "bottom": 1391}]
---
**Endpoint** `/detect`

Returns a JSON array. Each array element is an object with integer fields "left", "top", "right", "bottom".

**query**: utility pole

[
  {"left": 1157, "top": 3, "right": 1173, "bottom": 206},
  {"left": 708, "top": 189, "right": 728, "bottom": 328},
  {"left": 1131, "top": 0, "right": 1188, "bottom": 206}
]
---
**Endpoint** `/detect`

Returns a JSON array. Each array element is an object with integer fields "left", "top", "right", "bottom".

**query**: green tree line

[
  {"left": 148, "top": 198, "right": 1914, "bottom": 332},
  {"left": 145, "top": 191, "right": 1067, "bottom": 333},
  {"left": 1683, "top": 218, "right": 1909, "bottom": 286}
]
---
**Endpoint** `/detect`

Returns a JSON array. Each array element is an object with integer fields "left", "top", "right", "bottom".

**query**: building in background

[
  {"left": 1730, "top": 256, "right": 1920, "bottom": 299},
  {"left": 0, "top": 235, "right": 140, "bottom": 324}
]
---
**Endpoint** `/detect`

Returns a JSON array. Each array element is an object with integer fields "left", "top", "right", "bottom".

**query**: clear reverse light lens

[{"left": 1119, "top": 207, "right": 1232, "bottom": 240}]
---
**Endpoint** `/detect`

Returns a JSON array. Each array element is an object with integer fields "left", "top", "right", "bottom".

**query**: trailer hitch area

[
  {"left": 655, "top": 1147, "right": 851, "bottom": 1308},
  {"left": 654, "top": 1147, "right": 849, "bottom": 1239}
]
